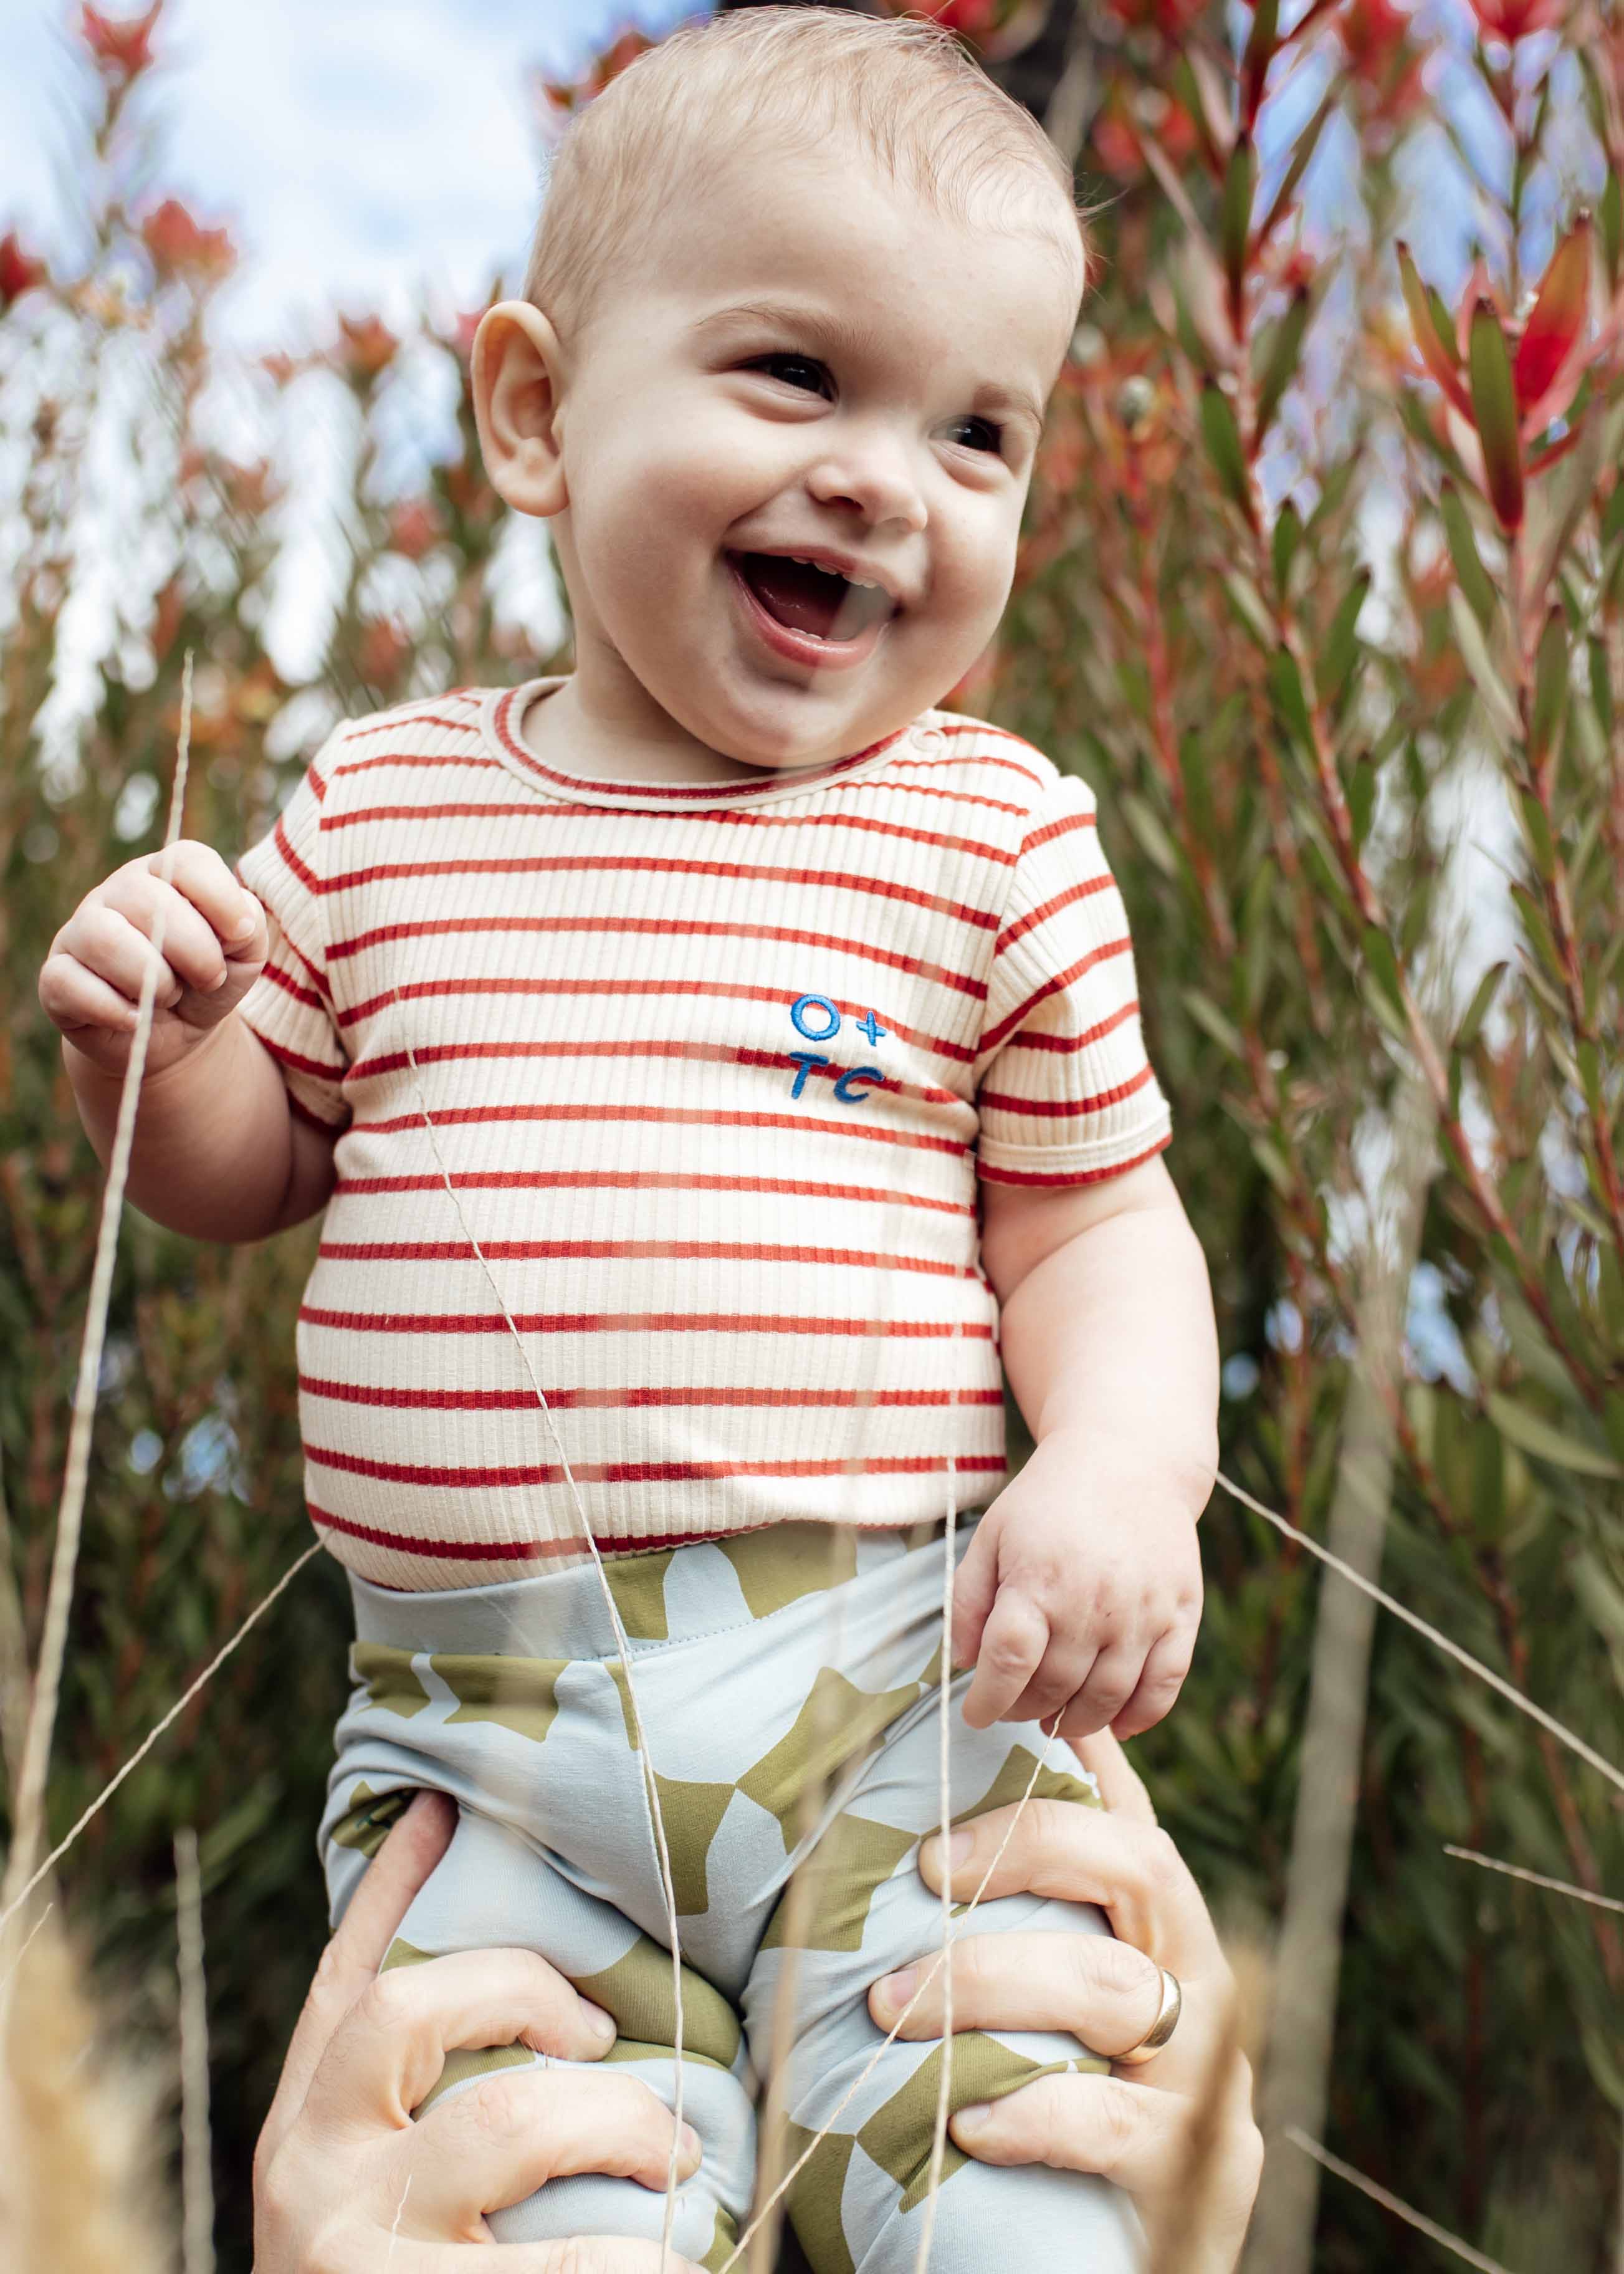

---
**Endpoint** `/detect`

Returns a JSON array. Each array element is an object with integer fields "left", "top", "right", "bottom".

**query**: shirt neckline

[{"left": 477, "top": 677, "right": 927, "bottom": 811}]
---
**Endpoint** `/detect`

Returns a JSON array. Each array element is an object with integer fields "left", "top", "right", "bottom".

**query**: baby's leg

[
  {"left": 744, "top": 1694, "right": 1143, "bottom": 2273},
  {"left": 329, "top": 1797, "right": 756, "bottom": 2268}
]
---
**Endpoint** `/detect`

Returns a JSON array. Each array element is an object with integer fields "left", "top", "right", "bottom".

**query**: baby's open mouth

[{"left": 728, "top": 552, "right": 897, "bottom": 644}]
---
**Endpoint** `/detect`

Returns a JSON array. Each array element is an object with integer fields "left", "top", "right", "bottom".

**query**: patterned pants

[{"left": 322, "top": 1521, "right": 1142, "bottom": 2272}]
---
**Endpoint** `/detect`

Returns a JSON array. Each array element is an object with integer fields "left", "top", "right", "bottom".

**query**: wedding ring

[{"left": 1114, "top": 1965, "right": 1182, "bottom": 2065}]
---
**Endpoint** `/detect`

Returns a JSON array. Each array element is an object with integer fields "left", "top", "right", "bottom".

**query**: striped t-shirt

[{"left": 235, "top": 678, "right": 1172, "bottom": 1591}]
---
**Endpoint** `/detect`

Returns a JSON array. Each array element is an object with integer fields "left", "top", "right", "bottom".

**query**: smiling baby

[{"left": 41, "top": 11, "right": 1219, "bottom": 2267}]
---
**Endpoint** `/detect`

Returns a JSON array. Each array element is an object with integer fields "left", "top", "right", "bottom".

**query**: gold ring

[{"left": 1114, "top": 1966, "right": 1182, "bottom": 2066}]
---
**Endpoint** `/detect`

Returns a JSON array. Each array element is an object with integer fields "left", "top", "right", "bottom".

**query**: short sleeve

[
  {"left": 235, "top": 742, "right": 350, "bottom": 1131},
  {"left": 974, "top": 773, "right": 1172, "bottom": 1186}
]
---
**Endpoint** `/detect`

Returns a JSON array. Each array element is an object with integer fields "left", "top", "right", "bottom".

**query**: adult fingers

[
  {"left": 260, "top": 1792, "right": 457, "bottom": 2164},
  {"left": 304, "top": 1945, "right": 621, "bottom": 2140},
  {"left": 917, "top": 1795, "right": 1223, "bottom": 1979},
  {"left": 869, "top": 1928, "right": 1165, "bottom": 2060},
  {"left": 404, "top": 2068, "right": 702, "bottom": 2231},
  {"left": 960, "top": 1589, "right": 1049, "bottom": 1730},
  {"left": 951, "top": 2071, "right": 1187, "bottom": 2197},
  {"left": 1071, "top": 1729, "right": 1158, "bottom": 1826}
]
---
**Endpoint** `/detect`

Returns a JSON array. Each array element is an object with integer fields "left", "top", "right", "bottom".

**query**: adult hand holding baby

[
  {"left": 254, "top": 1790, "right": 705, "bottom": 2274},
  {"left": 869, "top": 1730, "right": 1261, "bottom": 2274},
  {"left": 38, "top": 843, "right": 269, "bottom": 1078}
]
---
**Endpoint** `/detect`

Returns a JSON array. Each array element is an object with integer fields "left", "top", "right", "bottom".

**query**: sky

[{"left": 2, "top": 0, "right": 705, "bottom": 348}]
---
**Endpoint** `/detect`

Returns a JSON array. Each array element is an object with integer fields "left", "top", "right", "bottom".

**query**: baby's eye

[
  {"left": 945, "top": 415, "right": 1005, "bottom": 456},
  {"left": 744, "top": 353, "right": 834, "bottom": 399}
]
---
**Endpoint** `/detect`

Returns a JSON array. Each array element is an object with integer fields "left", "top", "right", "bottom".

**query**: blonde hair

[{"left": 523, "top": 7, "right": 1089, "bottom": 344}]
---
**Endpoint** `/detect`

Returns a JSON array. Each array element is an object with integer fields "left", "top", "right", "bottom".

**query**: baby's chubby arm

[
  {"left": 39, "top": 845, "right": 337, "bottom": 1241},
  {"left": 955, "top": 1157, "right": 1219, "bottom": 1740}
]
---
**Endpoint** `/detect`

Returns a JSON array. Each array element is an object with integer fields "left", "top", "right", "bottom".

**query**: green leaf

[
  {"left": 1255, "top": 289, "right": 1311, "bottom": 440},
  {"left": 1362, "top": 923, "right": 1407, "bottom": 1016},
  {"left": 1224, "top": 569, "right": 1276, "bottom": 650},
  {"left": 1199, "top": 381, "right": 1251, "bottom": 514},
  {"left": 1316, "top": 572, "right": 1370, "bottom": 706},
  {"left": 1485, "top": 1393, "right": 1622, "bottom": 1479},
  {"left": 1183, "top": 988, "right": 1246, "bottom": 1060},
  {"left": 1439, "top": 484, "right": 1498, "bottom": 630},
  {"left": 1346, "top": 756, "right": 1377, "bottom": 854},
  {"left": 1266, "top": 647, "right": 1314, "bottom": 750},
  {"left": 1602, "top": 168, "right": 1622, "bottom": 289},
  {"left": 1529, "top": 607, "right": 1569, "bottom": 765},
  {"left": 1453, "top": 960, "right": 1506, "bottom": 1052},
  {"left": 1446, "top": 586, "right": 1520, "bottom": 744},
  {"left": 1120, "top": 790, "right": 1182, "bottom": 881},
  {"left": 1220, "top": 136, "right": 1257, "bottom": 310},
  {"left": 1517, "top": 787, "right": 1555, "bottom": 881},
  {"left": 1271, "top": 500, "right": 1302, "bottom": 598},
  {"left": 1468, "top": 297, "right": 1524, "bottom": 530}
]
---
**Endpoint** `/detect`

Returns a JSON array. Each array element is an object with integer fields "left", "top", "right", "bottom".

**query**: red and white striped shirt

[{"left": 236, "top": 679, "right": 1172, "bottom": 1590}]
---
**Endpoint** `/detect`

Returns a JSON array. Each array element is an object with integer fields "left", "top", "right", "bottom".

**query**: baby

[{"left": 41, "top": 11, "right": 1217, "bottom": 2268}]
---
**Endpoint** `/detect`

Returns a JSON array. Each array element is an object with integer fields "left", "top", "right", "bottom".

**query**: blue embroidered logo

[{"left": 787, "top": 994, "right": 887, "bottom": 1107}]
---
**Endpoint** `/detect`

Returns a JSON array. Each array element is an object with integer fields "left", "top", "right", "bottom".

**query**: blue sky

[{"left": 2, "top": 0, "right": 705, "bottom": 347}]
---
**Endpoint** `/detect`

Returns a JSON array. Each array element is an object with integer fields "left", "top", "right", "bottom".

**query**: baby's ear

[{"left": 472, "top": 300, "right": 569, "bottom": 519}]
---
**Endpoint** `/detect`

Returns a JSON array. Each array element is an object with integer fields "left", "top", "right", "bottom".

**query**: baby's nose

[{"left": 804, "top": 434, "right": 927, "bottom": 535}]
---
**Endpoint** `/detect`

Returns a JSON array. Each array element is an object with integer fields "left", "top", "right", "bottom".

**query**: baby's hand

[
  {"left": 39, "top": 845, "right": 269, "bottom": 1082},
  {"left": 950, "top": 1432, "right": 1204, "bottom": 1740}
]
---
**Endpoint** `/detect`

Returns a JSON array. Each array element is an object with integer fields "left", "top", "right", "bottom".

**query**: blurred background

[{"left": 2, "top": 1, "right": 1622, "bottom": 2268}]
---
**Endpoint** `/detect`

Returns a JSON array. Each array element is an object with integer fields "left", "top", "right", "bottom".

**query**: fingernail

[
  {"left": 679, "top": 2122, "right": 703, "bottom": 2169},
  {"left": 954, "top": 2102, "right": 993, "bottom": 2136},
  {"left": 922, "top": 1828, "right": 974, "bottom": 1875},
  {"left": 878, "top": 1965, "right": 917, "bottom": 2010},
  {"left": 230, "top": 909, "right": 258, "bottom": 939},
  {"left": 206, "top": 967, "right": 229, "bottom": 991},
  {"left": 580, "top": 1998, "right": 616, "bottom": 2044}
]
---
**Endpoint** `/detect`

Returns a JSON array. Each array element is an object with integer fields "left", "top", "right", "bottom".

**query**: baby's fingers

[
  {"left": 37, "top": 949, "right": 140, "bottom": 1038},
  {"left": 961, "top": 1588, "right": 1048, "bottom": 1730},
  {"left": 1053, "top": 1643, "right": 1146, "bottom": 1742},
  {"left": 100, "top": 859, "right": 255, "bottom": 998},
  {"left": 1109, "top": 1628, "right": 1195, "bottom": 1740}
]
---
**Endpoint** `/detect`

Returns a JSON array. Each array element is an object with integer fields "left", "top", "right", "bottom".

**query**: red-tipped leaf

[
  {"left": 1514, "top": 216, "right": 1591, "bottom": 408},
  {"left": 1397, "top": 243, "right": 1472, "bottom": 416},
  {"left": 1468, "top": 297, "right": 1524, "bottom": 530}
]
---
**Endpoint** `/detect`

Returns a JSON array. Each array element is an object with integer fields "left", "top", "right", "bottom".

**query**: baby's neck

[{"left": 521, "top": 675, "right": 779, "bottom": 790}]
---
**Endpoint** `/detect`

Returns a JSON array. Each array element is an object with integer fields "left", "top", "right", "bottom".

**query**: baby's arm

[
  {"left": 39, "top": 845, "right": 337, "bottom": 1242},
  {"left": 953, "top": 1156, "right": 1219, "bottom": 1740}
]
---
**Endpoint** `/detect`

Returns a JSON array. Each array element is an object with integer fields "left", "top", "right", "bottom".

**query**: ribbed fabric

[{"left": 234, "top": 678, "right": 1172, "bottom": 1590}]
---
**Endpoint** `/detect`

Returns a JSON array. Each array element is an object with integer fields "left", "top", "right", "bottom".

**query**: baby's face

[{"left": 547, "top": 143, "right": 1078, "bottom": 769}]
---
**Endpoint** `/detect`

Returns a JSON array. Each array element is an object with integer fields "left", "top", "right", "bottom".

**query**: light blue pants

[{"left": 322, "top": 1521, "right": 1142, "bottom": 2271}]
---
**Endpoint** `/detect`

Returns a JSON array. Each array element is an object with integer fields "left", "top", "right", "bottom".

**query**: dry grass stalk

[
  {"left": 174, "top": 1828, "right": 214, "bottom": 2274},
  {"left": 0, "top": 658, "right": 194, "bottom": 1947},
  {"left": 0, "top": 1915, "right": 169, "bottom": 2274},
  {"left": 1245, "top": 1068, "right": 1435, "bottom": 2274},
  {"left": 1213, "top": 1472, "right": 1624, "bottom": 1801},
  {"left": 0, "top": 1540, "right": 322, "bottom": 1934},
  {"left": 0, "top": 1451, "right": 32, "bottom": 1797},
  {"left": 1144, "top": 1937, "right": 1268, "bottom": 2274},
  {"left": 1285, "top": 2129, "right": 1520, "bottom": 2273},
  {"left": 1444, "top": 1844, "right": 1624, "bottom": 1917}
]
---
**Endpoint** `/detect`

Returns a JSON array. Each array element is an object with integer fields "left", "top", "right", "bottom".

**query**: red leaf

[{"left": 1513, "top": 216, "right": 1592, "bottom": 414}]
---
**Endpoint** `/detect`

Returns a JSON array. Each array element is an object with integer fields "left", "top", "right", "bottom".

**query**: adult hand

[
  {"left": 867, "top": 1732, "right": 1261, "bottom": 2274},
  {"left": 255, "top": 1791, "right": 704, "bottom": 2273}
]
